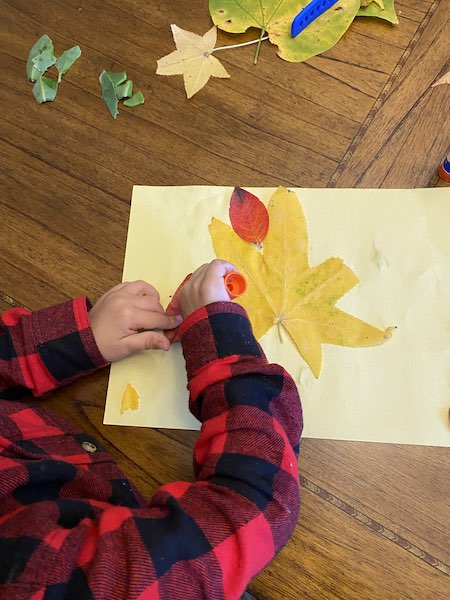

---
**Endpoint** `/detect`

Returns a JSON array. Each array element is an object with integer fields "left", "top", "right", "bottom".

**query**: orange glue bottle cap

[{"left": 224, "top": 272, "right": 247, "bottom": 299}]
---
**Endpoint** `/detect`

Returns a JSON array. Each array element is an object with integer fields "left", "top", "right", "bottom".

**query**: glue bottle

[
  {"left": 437, "top": 151, "right": 450, "bottom": 183},
  {"left": 224, "top": 272, "right": 247, "bottom": 299}
]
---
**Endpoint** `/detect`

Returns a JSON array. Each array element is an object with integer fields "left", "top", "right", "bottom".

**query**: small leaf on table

[
  {"left": 99, "top": 70, "right": 119, "bottom": 119},
  {"left": 26, "top": 34, "right": 54, "bottom": 81},
  {"left": 116, "top": 80, "right": 133, "bottom": 99},
  {"left": 123, "top": 91, "right": 145, "bottom": 107},
  {"left": 357, "top": 0, "right": 398, "bottom": 24},
  {"left": 108, "top": 71, "right": 127, "bottom": 86},
  {"left": 55, "top": 45, "right": 81, "bottom": 82},
  {"left": 32, "top": 75, "right": 58, "bottom": 104},
  {"left": 431, "top": 70, "right": 450, "bottom": 88},
  {"left": 32, "top": 50, "right": 57, "bottom": 74},
  {"left": 156, "top": 25, "right": 230, "bottom": 99}
]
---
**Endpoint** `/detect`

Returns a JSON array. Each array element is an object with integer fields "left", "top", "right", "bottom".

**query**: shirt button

[{"left": 81, "top": 441, "right": 97, "bottom": 453}]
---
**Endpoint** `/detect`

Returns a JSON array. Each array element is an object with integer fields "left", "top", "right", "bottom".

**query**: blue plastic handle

[{"left": 291, "top": 0, "right": 339, "bottom": 38}]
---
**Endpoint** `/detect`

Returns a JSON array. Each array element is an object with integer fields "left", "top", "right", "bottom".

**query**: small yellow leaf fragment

[{"left": 121, "top": 383, "right": 140, "bottom": 414}]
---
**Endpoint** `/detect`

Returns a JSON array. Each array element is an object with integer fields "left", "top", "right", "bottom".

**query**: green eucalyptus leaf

[
  {"left": 116, "top": 80, "right": 133, "bottom": 100},
  {"left": 32, "top": 50, "right": 57, "bottom": 74},
  {"left": 123, "top": 91, "right": 145, "bottom": 108},
  {"left": 107, "top": 71, "right": 127, "bottom": 86},
  {"left": 100, "top": 70, "right": 119, "bottom": 118},
  {"left": 32, "top": 75, "right": 58, "bottom": 104},
  {"left": 26, "top": 34, "right": 54, "bottom": 81},
  {"left": 357, "top": 0, "right": 398, "bottom": 24},
  {"left": 55, "top": 46, "right": 81, "bottom": 82}
]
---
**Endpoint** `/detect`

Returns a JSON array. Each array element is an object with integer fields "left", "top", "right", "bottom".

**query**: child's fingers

[
  {"left": 133, "top": 295, "right": 165, "bottom": 313},
  {"left": 124, "top": 280, "right": 160, "bottom": 299},
  {"left": 207, "top": 259, "right": 238, "bottom": 278},
  {"left": 129, "top": 309, "right": 182, "bottom": 332},
  {"left": 124, "top": 331, "right": 171, "bottom": 354},
  {"left": 165, "top": 274, "right": 192, "bottom": 317}
]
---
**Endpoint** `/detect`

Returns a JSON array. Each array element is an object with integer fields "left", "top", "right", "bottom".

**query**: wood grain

[
  {"left": 0, "top": 0, "right": 448, "bottom": 597},
  {"left": 250, "top": 484, "right": 449, "bottom": 600},
  {"left": 332, "top": 0, "right": 450, "bottom": 187}
]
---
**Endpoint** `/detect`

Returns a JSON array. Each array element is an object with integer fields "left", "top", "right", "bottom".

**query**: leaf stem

[
  {"left": 213, "top": 35, "right": 269, "bottom": 53},
  {"left": 277, "top": 321, "right": 283, "bottom": 343},
  {"left": 253, "top": 28, "right": 266, "bottom": 65}
]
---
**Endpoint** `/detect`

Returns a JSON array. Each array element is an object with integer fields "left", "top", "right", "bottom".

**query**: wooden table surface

[{"left": 1, "top": 1, "right": 449, "bottom": 598}]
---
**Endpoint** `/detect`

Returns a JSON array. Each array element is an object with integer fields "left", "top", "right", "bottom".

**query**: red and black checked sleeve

[
  {"left": 0, "top": 302, "right": 301, "bottom": 599},
  {"left": 0, "top": 297, "right": 107, "bottom": 399},
  {"left": 169, "top": 301, "right": 303, "bottom": 598}
]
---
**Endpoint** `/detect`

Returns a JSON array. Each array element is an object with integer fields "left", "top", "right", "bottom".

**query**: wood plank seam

[
  {"left": 328, "top": 0, "right": 439, "bottom": 188},
  {"left": 300, "top": 475, "right": 450, "bottom": 576}
]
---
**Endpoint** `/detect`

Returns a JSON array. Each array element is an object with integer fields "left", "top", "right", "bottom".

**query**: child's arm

[
  {"left": 83, "top": 261, "right": 301, "bottom": 598},
  {"left": 0, "top": 282, "right": 181, "bottom": 399},
  {"left": 0, "top": 262, "right": 302, "bottom": 599},
  {"left": 160, "top": 260, "right": 303, "bottom": 597}
]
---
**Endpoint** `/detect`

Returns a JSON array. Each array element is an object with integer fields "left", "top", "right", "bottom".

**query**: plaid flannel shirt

[{"left": 0, "top": 297, "right": 302, "bottom": 600}]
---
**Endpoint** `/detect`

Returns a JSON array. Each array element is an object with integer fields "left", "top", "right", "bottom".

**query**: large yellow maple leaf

[{"left": 209, "top": 187, "right": 393, "bottom": 377}]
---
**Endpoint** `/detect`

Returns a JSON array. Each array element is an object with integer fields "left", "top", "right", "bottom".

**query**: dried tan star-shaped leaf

[
  {"left": 209, "top": 187, "right": 394, "bottom": 377},
  {"left": 156, "top": 24, "right": 230, "bottom": 99}
]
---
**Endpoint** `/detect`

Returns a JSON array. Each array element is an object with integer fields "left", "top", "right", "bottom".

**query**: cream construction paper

[{"left": 104, "top": 186, "right": 450, "bottom": 446}]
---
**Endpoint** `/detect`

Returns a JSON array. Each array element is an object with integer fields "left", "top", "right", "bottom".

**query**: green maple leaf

[{"left": 209, "top": 0, "right": 361, "bottom": 63}]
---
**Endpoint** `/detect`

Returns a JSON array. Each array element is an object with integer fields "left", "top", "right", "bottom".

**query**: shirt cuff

[
  {"left": 29, "top": 296, "right": 108, "bottom": 393},
  {"left": 179, "top": 302, "right": 264, "bottom": 382}
]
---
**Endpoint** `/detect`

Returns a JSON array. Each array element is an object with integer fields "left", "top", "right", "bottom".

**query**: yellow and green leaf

[
  {"left": 209, "top": 0, "right": 361, "bottom": 63},
  {"left": 209, "top": 187, "right": 393, "bottom": 377},
  {"left": 357, "top": 0, "right": 398, "bottom": 24}
]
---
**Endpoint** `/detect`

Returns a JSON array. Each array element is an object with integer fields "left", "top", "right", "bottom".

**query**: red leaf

[{"left": 229, "top": 187, "right": 269, "bottom": 244}]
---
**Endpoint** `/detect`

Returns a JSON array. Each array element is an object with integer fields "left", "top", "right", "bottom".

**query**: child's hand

[
  {"left": 89, "top": 281, "right": 183, "bottom": 362},
  {"left": 178, "top": 259, "right": 238, "bottom": 317}
]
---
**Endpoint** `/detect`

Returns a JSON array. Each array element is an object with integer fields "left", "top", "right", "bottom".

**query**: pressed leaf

[
  {"left": 26, "top": 34, "right": 54, "bottom": 81},
  {"left": 123, "top": 91, "right": 145, "bottom": 107},
  {"left": 121, "top": 383, "right": 140, "bottom": 414},
  {"left": 116, "top": 80, "right": 133, "bottom": 99},
  {"left": 229, "top": 187, "right": 269, "bottom": 245},
  {"left": 357, "top": 0, "right": 398, "bottom": 24},
  {"left": 32, "top": 75, "right": 58, "bottom": 104},
  {"left": 55, "top": 45, "right": 81, "bottom": 82},
  {"left": 209, "top": 0, "right": 360, "bottom": 63},
  {"left": 209, "top": 187, "right": 393, "bottom": 377},
  {"left": 108, "top": 71, "right": 127, "bottom": 86},
  {"left": 156, "top": 24, "right": 230, "bottom": 98},
  {"left": 99, "top": 70, "right": 119, "bottom": 118},
  {"left": 32, "top": 50, "right": 57, "bottom": 74}
]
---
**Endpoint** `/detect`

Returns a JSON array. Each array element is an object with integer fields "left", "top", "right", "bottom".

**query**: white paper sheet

[{"left": 104, "top": 186, "right": 450, "bottom": 446}]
